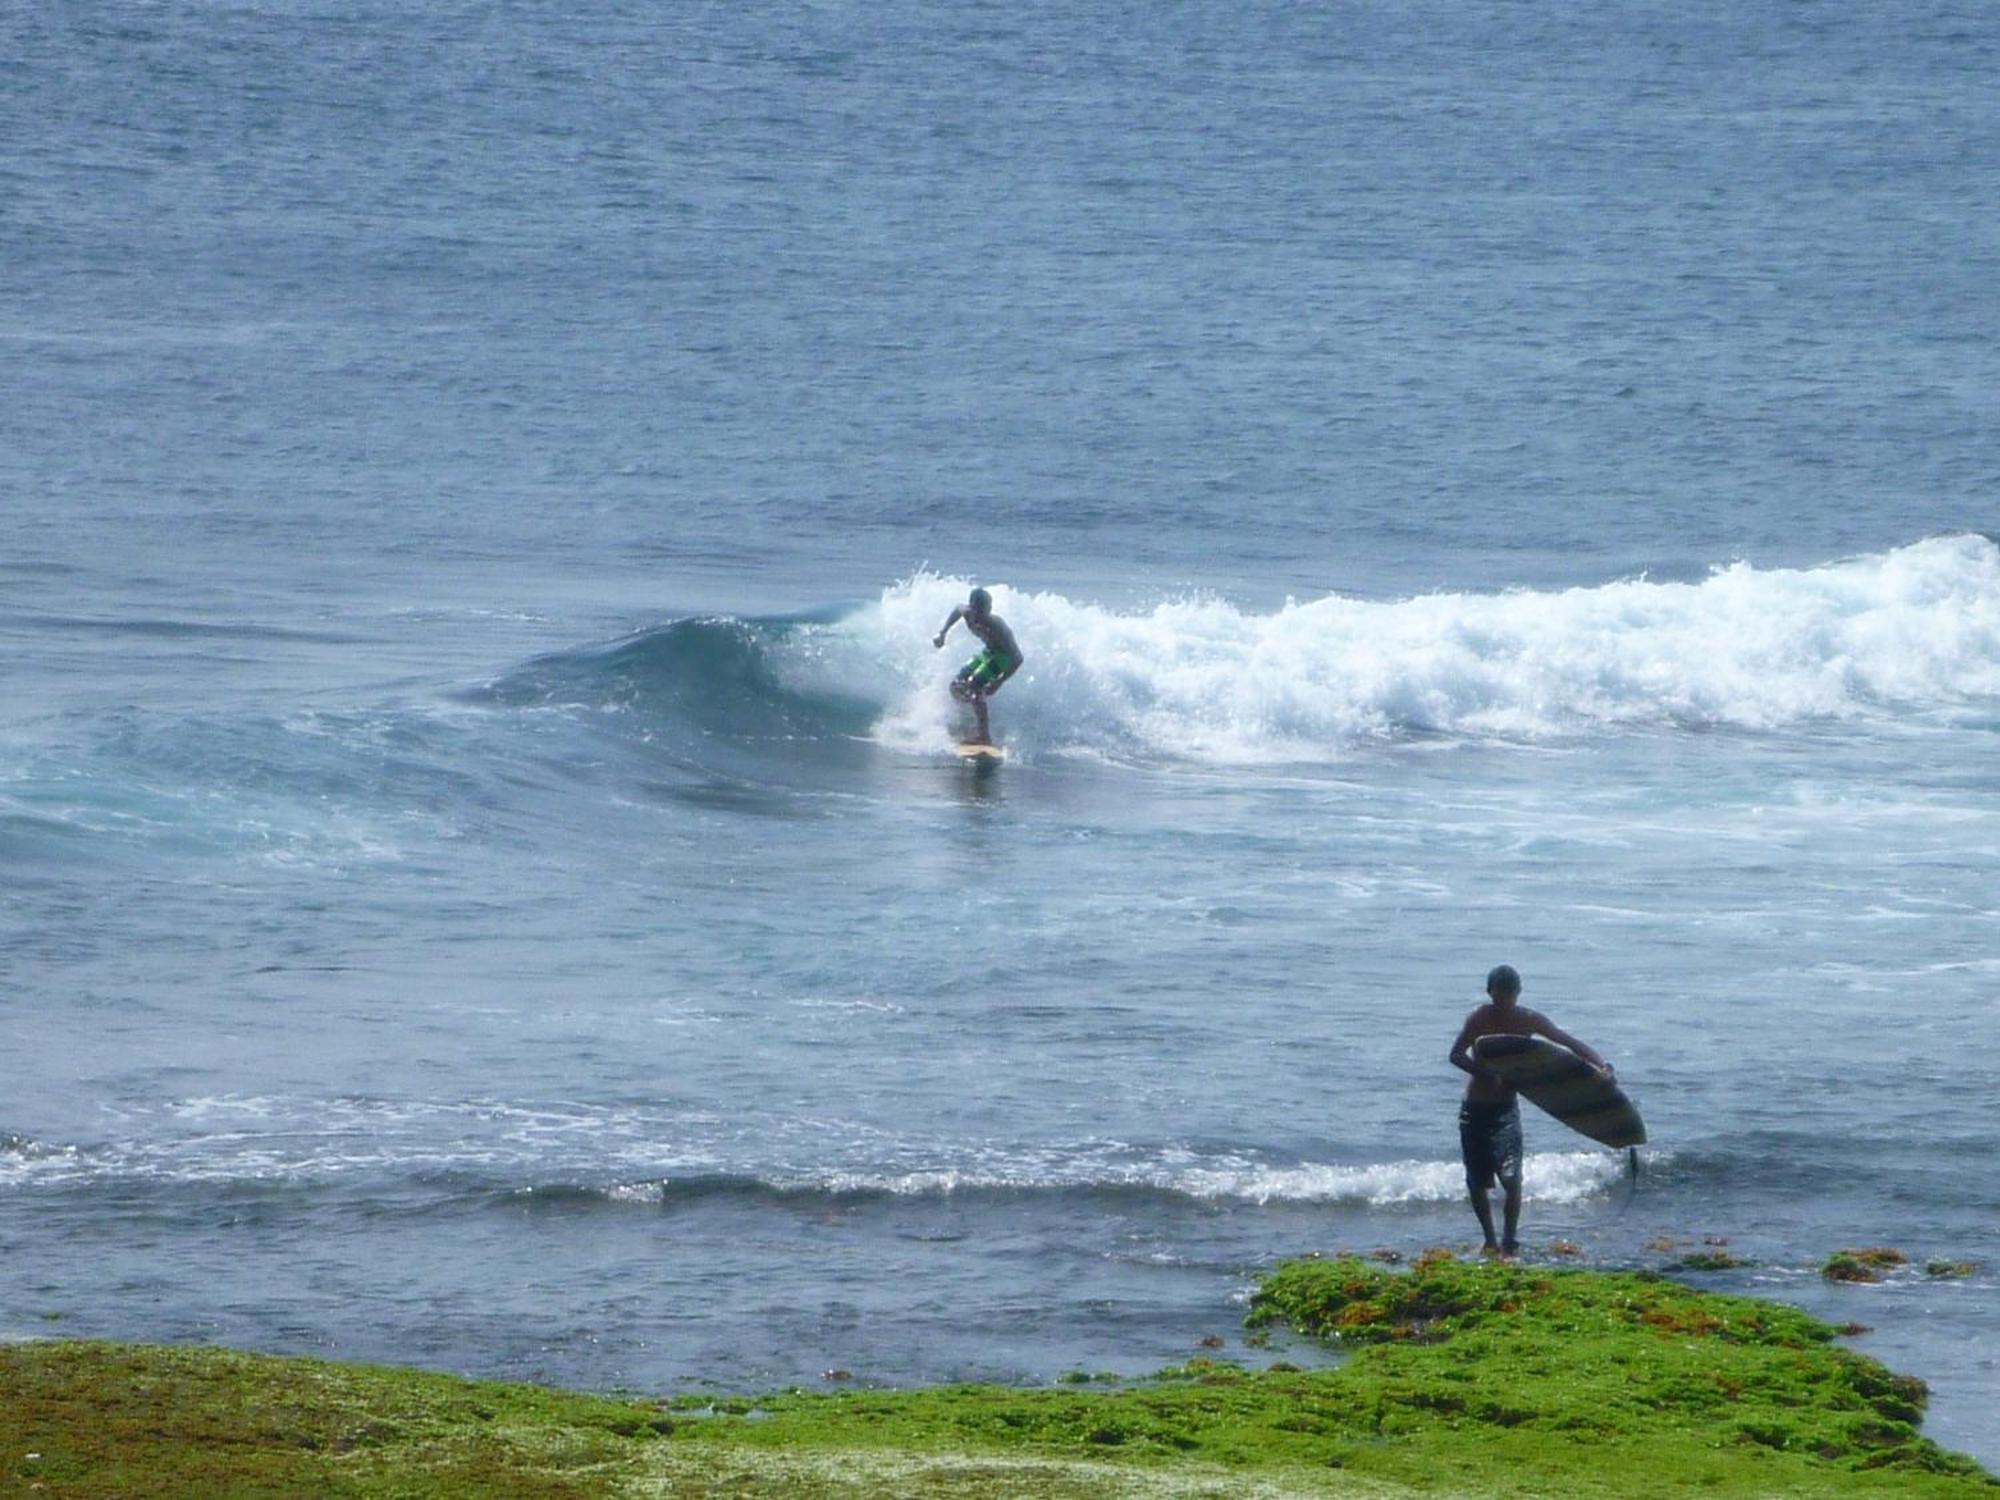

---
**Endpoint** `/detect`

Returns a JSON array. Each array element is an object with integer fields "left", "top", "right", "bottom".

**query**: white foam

[
  {"left": 1170, "top": 1150, "right": 1627, "bottom": 1206},
  {"left": 775, "top": 1147, "right": 1632, "bottom": 1207},
  {"left": 6, "top": 1106, "right": 1644, "bottom": 1209},
  {"left": 603, "top": 1181, "right": 668, "bottom": 1205},
  {"left": 37, "top": 1096, "right": 738, "bottom": 1187},
  {"left": 809, "top": 536, "right": 2000, "bottom": 761}
]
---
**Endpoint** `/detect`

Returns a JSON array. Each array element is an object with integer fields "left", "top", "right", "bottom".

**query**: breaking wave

[
  {"left": 1, "top": 1108, "right": 1628, "bottom": 1209},
  {"left": 486, "top": 534, "right": 2000, "bottom": 764}
]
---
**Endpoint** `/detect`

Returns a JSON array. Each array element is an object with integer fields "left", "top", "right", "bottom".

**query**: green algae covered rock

[
  {"left": 4, "top": 1260, "right": 1995, "bottom": 1497},
  {"left": 1926, "top": 1259, "right": 1979, "bottom": 1280},
  {"left": 1240, "top": 1254, "right": 1991, "bottom": 1494},
  {"left": 0, "top": 1340, "right": 675, "bottom": 1497},
  {"left": 656, "top": 1256, "right": 1993, "bottom": 1495},
  {"left": 1824, "top": 1246, "right": 1913, "bottom": 1282}
]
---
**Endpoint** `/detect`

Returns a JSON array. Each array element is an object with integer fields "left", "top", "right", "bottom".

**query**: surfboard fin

[{"left": 1610, "top": 1145, "right": 1642, "bottom": 1216}]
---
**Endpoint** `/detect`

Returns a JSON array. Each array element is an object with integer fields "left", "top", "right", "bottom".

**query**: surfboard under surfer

[
  {"left": 1448, "top": 964, "right": 1613, "bottom": 1258},
  {"left": 933, "top": 587, "right": 1023, "bottom": 747}
]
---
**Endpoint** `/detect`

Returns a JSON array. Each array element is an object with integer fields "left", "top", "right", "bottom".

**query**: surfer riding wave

[{"left": 933, "top": 587, "right": 1022, "bottom": 746}]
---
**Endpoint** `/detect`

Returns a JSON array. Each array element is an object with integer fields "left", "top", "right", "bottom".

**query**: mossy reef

[{"left": 4, "top": 1257, "right": 1993, "bottom": 1497}]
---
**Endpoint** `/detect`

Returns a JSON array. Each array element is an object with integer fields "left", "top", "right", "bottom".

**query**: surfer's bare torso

[
  {"left": 945, "top": 609, "right": 1019, "bottom": 668},
  {"left": 1450, "top": 1003, "right": 1609, "bottom": 1104}
]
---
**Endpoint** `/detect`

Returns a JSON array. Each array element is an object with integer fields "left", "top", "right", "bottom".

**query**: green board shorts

[{"left": 957, "top": 648, "right": 1019, "bottom": 693}]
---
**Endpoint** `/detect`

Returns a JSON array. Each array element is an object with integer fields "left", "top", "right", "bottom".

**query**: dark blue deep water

[{"left": 5, "top": 0, "right": 1998, "bottom": 1467}]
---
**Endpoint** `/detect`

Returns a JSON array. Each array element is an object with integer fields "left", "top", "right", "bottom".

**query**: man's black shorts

[{"left": 1459, "top": 1098, "right": 1523, "bottom": 1190}]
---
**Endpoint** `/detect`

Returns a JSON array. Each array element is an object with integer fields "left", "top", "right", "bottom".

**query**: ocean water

[{"left": 5, "top": 0, "right": 1999, "bottom": 1469}]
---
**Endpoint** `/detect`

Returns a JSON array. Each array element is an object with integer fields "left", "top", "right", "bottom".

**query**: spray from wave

[
  {"left": 499, "top": 535, "right": 2000, "bottom": 764},
  {"left": 867, "top": 533, "right": 2000, "bottom": 759},
  {"left": 1, "top": 1104, "right": 1632, "bottom": 1209}
]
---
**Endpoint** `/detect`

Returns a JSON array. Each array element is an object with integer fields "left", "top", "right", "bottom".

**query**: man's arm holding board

[
  {"left": 1527, "top": 1010, "right": 1613, "bottom": 1078},
  {"left": 1449, "top": 1014, "right": 1505, "bottom": 1085}
]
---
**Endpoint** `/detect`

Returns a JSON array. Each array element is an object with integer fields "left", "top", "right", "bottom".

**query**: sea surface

[{"left": 5, "top": 0, "right": 1999, "bottom": 1468}]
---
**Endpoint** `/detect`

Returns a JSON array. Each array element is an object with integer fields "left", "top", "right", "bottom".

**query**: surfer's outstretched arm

[{"left": 932, "top": 606, "right": 965, "bottom": 649}]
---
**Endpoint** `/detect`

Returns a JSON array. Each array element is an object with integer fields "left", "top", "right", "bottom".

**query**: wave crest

[
  {"left": 873, "top": 535, "right": 1998, "bottom": 759},
  {"left": 474, "top": 535, "right": 2000, "bottom": 765}
]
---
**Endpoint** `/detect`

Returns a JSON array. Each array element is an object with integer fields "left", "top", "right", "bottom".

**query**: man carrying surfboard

[
  {"left": 1448, "top": 964, "right": 1613, "bottom": 1258},
  {"left": 933, "top": 587, "right": 1023, "bottom": 747}
]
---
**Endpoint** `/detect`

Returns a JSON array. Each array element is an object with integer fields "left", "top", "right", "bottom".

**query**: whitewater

[{"left": 776, "top": 536, "right": 2000, "bottom": 760}]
